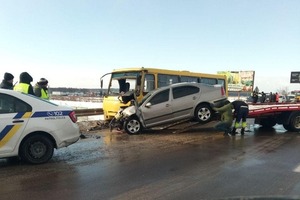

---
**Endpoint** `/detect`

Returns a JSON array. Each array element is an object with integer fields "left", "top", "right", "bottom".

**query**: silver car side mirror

[{"left": 145, "top": 102, "right": 152, "bottom": 108}]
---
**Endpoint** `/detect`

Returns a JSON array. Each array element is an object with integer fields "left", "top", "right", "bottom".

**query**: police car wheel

[
  {"left": 19, "top": 135, "right": 54, "bottom": 164},
  {"left": 259, "top": 118, "right": 276, "bottom": 128}
]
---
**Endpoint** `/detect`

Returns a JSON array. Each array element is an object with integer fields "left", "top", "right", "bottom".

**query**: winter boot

[
  {"left": 241, "top": 128, "right": 245, "bottom": 135},
  {"left": 231, "top": 127, "right": 236, "bottom": 136}
]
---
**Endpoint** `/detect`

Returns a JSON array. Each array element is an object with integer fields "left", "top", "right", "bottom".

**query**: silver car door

[
  {"left": 171, "top": 85, "right": 200, "bottom": 121},
  {"left": 140, "top": 88, "right": 172, "bottom": 127}
]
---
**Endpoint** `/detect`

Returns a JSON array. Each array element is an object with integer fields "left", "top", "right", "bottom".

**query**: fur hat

[
  {"left": 20, "top": 72, "right": 33, "bottom": 83},
  {"left": 38, "top": 78, "right": 48, "bottom": 85},
  {"left": 4, "top": 72, "right": 14, "bottom": 81}
]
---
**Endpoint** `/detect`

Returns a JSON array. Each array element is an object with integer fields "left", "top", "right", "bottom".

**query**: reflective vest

[
  {"left": 41, "top": 88, "right": 49, "bottom": 100},
  {"left": 14, "top": 83, "right": 30, "bottom": 94}
]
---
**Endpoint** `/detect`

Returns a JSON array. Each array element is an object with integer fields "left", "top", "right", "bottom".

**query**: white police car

[{"left": 0, "top": 89, "right": 80, "bottom": 164}]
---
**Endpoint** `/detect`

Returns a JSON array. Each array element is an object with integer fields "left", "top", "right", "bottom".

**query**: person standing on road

[
  {"left": 211, "top": 100, "right": 234, "bottom": 136},
  {"left": 269, "top": 92, "right": 273, "bottom": 102},
  {"left": 231, "top": 100, "right": 249, "bottom": 135},
  {"left": 0, "top": 72, "right": 14, "bottom": 90},
  {"left": 272, "top": 93, "right": 276, "bottom": 102},
  {"left": 260, "top": 91, "right": 266, "bottom": 103},
  {"left": 252, "top": 91, "right": 258, "bottom": 103},
  {"left": 14, "top": 72, "right": 35, "bottom": 95},
  {"left": 34, "top": 78, "right": 50, "bottom": 100},
  {"left": 275, "top": 92, "right": 279, "bottom": 103}
]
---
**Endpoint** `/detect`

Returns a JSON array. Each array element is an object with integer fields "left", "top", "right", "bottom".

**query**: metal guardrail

[{"left": 74, "top": 108, "right": 103, "bottom": 117}]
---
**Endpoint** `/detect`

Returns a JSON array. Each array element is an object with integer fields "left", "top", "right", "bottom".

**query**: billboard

[
  {"left": 217, "top": 71, "right": 255, "bottom": 92},
  {"left": 290, "top": 71, "right": 300, "bottom": 83}
]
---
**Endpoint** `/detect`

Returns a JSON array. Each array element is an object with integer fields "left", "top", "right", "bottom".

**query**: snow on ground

[
  {"left": 50, "top": 100, "right": 104, "bottom": 121},
  {"left": 50, "top": 100, "right": 102, "bottom": 109}
]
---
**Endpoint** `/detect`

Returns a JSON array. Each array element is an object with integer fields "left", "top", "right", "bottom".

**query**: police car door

[{"left": 0, "top": 94, "right": 31, "bottom": 153}]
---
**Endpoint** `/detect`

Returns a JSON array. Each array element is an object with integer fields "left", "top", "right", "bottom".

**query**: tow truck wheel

[
  {"left": 124, "top": 116, "right": 142, "bottom": 135},
  {"left": 283, "top": 124, "right": 293, "bottom": 131},
  {"left": 259, "top": 118, "right": 276, "bottom": 128},
  {"left": 287, "top": 112, "right": 300, "bottom": 132},
  {"left": 194, "top": 104, "right": 213, "bottom": 123},
  {"left": 19, "top": 134, "right": 54, "bottom": 164}
]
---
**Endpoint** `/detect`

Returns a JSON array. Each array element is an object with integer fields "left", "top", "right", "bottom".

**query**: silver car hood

[{"left": 122, "top": 105, "right": 137, "bottom": 117}]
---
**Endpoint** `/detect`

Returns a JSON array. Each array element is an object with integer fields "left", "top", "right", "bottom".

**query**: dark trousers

[
  {"left": 214, "top": 121, "right": 232, "bottom": 132},
  {"left": 236, "top": 107, "right": 249, "bottom": 123}
]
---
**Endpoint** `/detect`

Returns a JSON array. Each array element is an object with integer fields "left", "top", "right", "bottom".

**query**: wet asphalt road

[{"left": 1, "top": 122, "right": 300, "bottom": 200}]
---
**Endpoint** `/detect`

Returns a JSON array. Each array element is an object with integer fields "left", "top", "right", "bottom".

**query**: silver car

[{"left": 121, "top": 82, "right": 228, "bottom": 134}]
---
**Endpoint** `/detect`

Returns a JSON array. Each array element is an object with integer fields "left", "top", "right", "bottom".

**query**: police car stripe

[
  {"left": 0, "top": 110, "right": 72, "bottom": 147},
  {"left": 0, "top": 124, "right": 22, "bottom": 148},
  {"left": 12, "top": 111, "right": 71, "bottom": 119},
  {"left": 13, "top": 112, "right": 32, "bottom": 119},
  {"left": 0, "top": 125, "right": 13, "bottom": 141},
  {"left": 31, "top": 111, "right": 52, "bottom": 118},
  {"left": 23, "top": 112, "right": 32, "bottom": 118},
  {"left": 31, "top": 111, "right": 71, "bottom": 118},
  {"left": 14, "top": 112, "right": 25, "bottom": 119}
]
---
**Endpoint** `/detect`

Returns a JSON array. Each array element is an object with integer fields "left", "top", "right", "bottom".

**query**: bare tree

[{"left": 277, "top": 86, "right": 289, "bottom": 95}]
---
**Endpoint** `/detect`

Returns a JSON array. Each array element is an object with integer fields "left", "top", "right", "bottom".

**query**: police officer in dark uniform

[
  {"left": 13, "top": 72, "right": 35, "bottom": 95},
  {"left": 34, "top": 78, "right": 49, "bottom": 100},
  {"left": 231, "top": 100, "right": 249, "bottom": 135},
  {"left": 0, "top": 72, "right": 14, "bottom": 90}
]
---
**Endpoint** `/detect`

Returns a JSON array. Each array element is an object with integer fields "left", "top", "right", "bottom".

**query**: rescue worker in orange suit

[
  {"left": 0, "top": 72, "right": 14, "bottom": 90},
  {"left": 34, "top": 78, "right": 50, "bottom": 100},
  {"left": 13, "top": 72, "right": 35, "bottom": 95},
  {"left": 231, "top": 100, "right": 249, "bottom": 135}
]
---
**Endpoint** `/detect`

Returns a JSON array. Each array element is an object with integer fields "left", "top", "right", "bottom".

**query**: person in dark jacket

[
  {"left": 252, "top": 91, "right": 258, "bottom": 103},
  {"left": 231, "top": 100, "right": 249, "bottom": 135},
  {"left": 34, "top": 78, "right": 49, "bottom": 100},
  {"left": 212, "top": 100, "right": 234, "bottom": 136},
  {"left": 260, "top": 91, "right": 266, "bottom": 103},
  {"left": 0, "top": 72, "right": 14, "bottom": 90},
  {"left": 13, "top": 72, "right": 35, "bottom": 95},
  {"left": 269, "top": 92, "right": 273, "bottom": 102}
]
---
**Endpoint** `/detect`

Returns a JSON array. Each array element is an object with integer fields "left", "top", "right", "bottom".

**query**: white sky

[{"left": 0, "top": 0, "right": 299, "bottom": 93}]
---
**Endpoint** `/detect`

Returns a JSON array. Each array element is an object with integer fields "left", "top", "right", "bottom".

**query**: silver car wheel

[
  {"left": 125, "top": 118, "right": 141, "bottom": 134},
  {"left": 196, "top": 106, "right": 212, "bottom": 122}
]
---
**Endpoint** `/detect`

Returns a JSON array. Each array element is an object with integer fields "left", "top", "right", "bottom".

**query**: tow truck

[
  {"left": 108, "top": 94, "right": 300, "bottom": 133},
  {"left": 248, "top": 103, "right": 300, "bottom": 132},
  {"left": 166, "top": 102, "right": 300, "bottom": 133}
]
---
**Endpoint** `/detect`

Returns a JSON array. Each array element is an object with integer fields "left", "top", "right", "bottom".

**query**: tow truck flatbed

[{"left": 247, "top": 103, "right": 300, "bottom": 132}]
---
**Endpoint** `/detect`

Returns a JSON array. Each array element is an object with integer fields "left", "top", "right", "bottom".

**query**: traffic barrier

[{"left": 74, "top": 108, "right": 103, "bottom": 117}]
